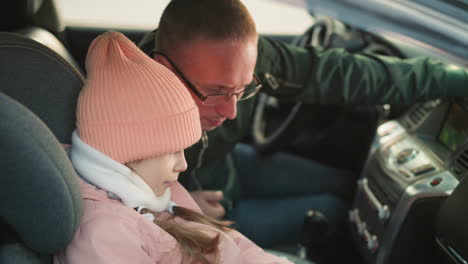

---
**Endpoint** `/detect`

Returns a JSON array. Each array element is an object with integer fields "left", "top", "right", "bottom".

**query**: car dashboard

[
  {"left": 272, "top": 11, "right": 468, "bottom": 262},
  {"left": 310, "top": 11, "right": 468, "bottom": 263},
  {"left": 350, "top": 98, "right": 468, "bottom": 264}
]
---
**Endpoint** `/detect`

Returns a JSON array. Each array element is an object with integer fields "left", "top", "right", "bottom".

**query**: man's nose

[
  {"left": 216, "top": 95, "right": 237, "bottom": 120},
  {"left": 174, "top": 151, "right": 188, "bottom": 172}
]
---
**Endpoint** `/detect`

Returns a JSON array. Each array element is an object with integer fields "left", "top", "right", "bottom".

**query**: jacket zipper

[
  {"left": 263, "top": 72, "right": 303, "bottom": 90},
  {"left": 191, "top": 131, "right": 208, "bottom": 190}
]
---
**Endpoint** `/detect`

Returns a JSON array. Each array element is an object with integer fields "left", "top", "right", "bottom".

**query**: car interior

[{"left": 1, "top": 0, "right": 468, "bottom": 263}]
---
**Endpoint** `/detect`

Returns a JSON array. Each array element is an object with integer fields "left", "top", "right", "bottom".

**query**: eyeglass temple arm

[{"left": 149, "top": 50, "right": 206, "bottom": 100}]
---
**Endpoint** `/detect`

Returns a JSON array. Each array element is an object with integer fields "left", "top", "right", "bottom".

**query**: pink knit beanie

[{"left": 76, "top": 31, "right": 201, "bottom": 164}]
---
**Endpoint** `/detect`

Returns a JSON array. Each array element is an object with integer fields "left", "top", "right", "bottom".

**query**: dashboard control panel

[
  {"left": 381, "top": 138, "right": 438, "bottom": 181},
  {"left": 350, "top": 101, "right": 464, "bottom": 264}
]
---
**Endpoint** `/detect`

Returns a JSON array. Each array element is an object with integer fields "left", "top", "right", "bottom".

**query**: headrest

[
  {"left": 0, "top": 0, "right": 43, "bottom": 31},
  {"left": 0, "top": 93, "right": 82, "bottom": 253},
  {"left": 0, "top": 32, "right": 84, "bottom": 144},
  {"left": 436, "top": 177, "right": 468, "bottom": 260}
]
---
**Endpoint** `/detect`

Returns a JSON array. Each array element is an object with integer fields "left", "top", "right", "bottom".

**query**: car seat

[
  {"left": 0, "top": 93, "right": 82, "bottom": 263},
  {"left": 0, "top": 32, "right": 83, "bottom": 143},
  {"left": 1, "top": 0, "right": 83, "bottom": 75},
  {"left": 0, "top": 32, "right": 84, "bottom": 263}
]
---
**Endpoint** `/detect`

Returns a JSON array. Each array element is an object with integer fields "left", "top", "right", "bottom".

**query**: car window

[
  {"left": 412, "top": 0, "right": 468, "bottom": 23},
  {"left": 55, "top": 0, "right": 313, "bottom": 35}
]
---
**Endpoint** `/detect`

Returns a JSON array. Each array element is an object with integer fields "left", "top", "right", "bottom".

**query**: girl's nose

[{"left": 174, "top": 151, "right": 188, "bottom": 172}]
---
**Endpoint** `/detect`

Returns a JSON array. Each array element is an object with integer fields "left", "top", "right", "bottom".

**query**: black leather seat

[{"left": 0, "top": 32, "right": 84, "bottom": 263}]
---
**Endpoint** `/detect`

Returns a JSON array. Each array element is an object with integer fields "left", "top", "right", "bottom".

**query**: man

[{"left": 139, "top": 0, "right": 467, "bottom": 255}]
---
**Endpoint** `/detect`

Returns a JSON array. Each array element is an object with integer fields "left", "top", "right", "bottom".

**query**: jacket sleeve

[
  {"left": 54, "top": 214, "right": 154, "bottom": 264},
  {"left": 256, "top": 36, "right": 468, "bottom": 105}
]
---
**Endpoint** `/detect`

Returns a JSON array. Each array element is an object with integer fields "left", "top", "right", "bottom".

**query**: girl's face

[{"left": 127, "top": 150, "right": 188, "bottom": 196}]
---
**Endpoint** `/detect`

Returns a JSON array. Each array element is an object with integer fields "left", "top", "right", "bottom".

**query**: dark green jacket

[{"left": 140, "top": 34, "right": 468, "bottom": 211}]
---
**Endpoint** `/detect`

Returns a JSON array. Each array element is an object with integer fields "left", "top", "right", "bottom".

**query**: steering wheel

[{"left": 252, "top": 17, "right": 347, "bottom": 151}]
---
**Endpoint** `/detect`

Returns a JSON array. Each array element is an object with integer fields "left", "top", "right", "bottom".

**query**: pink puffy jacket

[{"left": 54, "top": 178, "right": 292, "bottom": 264}]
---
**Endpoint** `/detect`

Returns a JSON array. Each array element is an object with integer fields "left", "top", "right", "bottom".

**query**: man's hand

[{"left": 190, "top": 190, "right": 226, "bottom": 219}]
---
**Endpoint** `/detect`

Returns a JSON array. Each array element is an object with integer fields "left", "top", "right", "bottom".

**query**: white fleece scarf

[{"left": 70, "top": 131, "right": 176, "bottom": 214}]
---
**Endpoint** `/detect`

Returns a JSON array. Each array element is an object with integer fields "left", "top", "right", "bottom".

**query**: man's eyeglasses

[{"left": 150, "top": 50, "right": 263, "bottom": 105}]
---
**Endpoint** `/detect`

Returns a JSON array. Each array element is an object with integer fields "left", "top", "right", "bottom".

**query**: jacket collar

[{"left": 70, "top": 131, "right": 175, "bottom": 213}]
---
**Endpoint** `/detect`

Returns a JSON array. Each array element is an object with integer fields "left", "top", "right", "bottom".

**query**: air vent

[
  {"left": 402, "top": 100, "right": 440, "bottom": 130},
  {"left": 454, "top": 149, "right": 468, "bottom": 176},
  {"left": 403, "top": 103, "right": 425, "bottom": 130}
]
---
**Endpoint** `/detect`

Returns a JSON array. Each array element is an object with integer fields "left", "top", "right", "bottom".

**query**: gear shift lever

[{"left": 298, "top": 209, "right": 330, "bottom": 262}]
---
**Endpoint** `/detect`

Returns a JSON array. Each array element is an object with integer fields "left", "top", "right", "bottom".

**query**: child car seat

[{"left": 0, "top": 32, "right": 84, "bottom": 263}]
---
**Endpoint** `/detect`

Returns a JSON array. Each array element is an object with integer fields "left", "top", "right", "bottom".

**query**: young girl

[{"left": 54, "top": 31, "right": 293, "bottom": 264}]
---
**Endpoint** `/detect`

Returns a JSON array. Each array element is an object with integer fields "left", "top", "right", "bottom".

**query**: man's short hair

[{"left": 156, "top": 0, "right": 257, "bottom": 53}]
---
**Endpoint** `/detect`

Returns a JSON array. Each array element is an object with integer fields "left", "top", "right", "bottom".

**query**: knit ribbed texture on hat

[{"left": 77, "top": 31, "right": 201, "bottom": 164}]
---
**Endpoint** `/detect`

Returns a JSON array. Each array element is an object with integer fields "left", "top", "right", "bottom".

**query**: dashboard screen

[{"left": 438, "top": 102, "right": 468, "bottom": 152}]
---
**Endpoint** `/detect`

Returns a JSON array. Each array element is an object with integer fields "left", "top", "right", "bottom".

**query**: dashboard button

[
  {"left": 378, "top": 205, "right": 390, "bottom": 222},
  {"left": 366, "top": 234, "right": 379, "bottom": 252},
  {"left": 398, "top": 169, "right": 412, "bottom": 178},
  {"left": 396, "top": 148, "right": 418, "bottom": 164},
  {"left": 410, "top": 164, "right": 436, "bottom": 176},
  {"left": 379, "top": 128, "right": 393, "bottom": 137},
  {"left": 430, "top": 177, "right": 443, "bottom": 186}
]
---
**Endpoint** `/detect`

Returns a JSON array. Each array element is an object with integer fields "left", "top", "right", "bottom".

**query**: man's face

[{"left": 158, "top": 37, "right": 258, "bottom": 131}]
